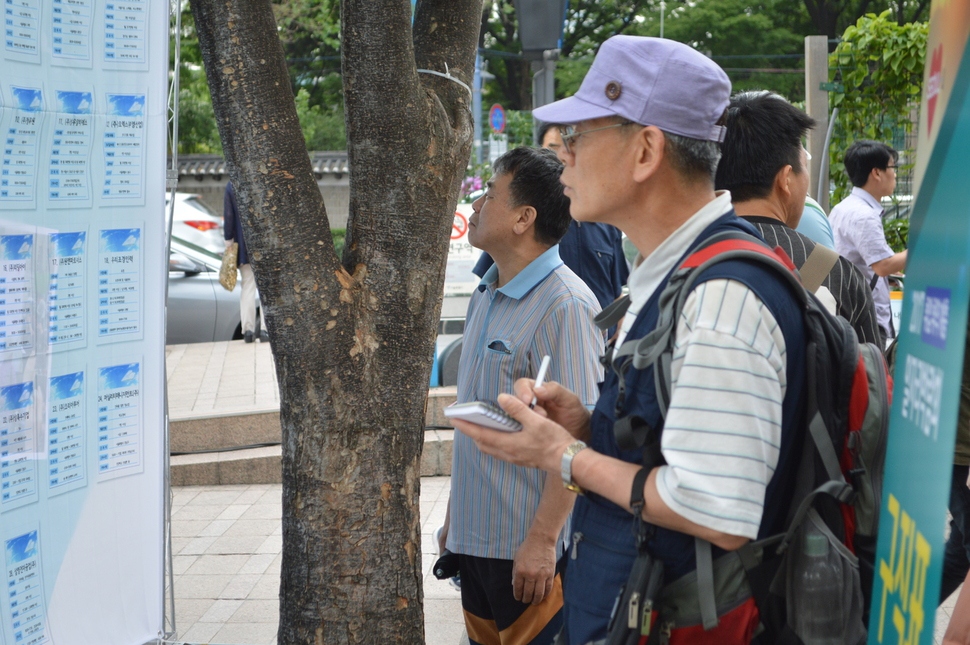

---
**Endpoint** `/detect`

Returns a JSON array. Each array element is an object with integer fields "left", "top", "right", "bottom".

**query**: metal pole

[
  {"left": 542, "top": 49, "right": 556, "bottom": 108},
  {"left": 818, "top": 107, "right": 839, "bottom": 206},
  {"left": 163, "top": 0, "right": 181, "bottom": 640},
  {"left": 474, "top": 51, "right": 483, "bottom": 166},
  {"left": 805, "top": 35, "right": 830, "bottom": 211},
  {"left": 660, "top": 1, "right": 665, "bottom": 38}
]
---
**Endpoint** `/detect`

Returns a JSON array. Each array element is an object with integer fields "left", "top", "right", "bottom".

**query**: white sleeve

[{"left": 654, "top": 279, "right": 787, "bottom": 539}]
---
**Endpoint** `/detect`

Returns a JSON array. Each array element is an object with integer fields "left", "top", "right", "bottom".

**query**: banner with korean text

[
  {"left": 868, "top": 3, "right": 970, "bottom": 644},
  {"left": 0, "top": 1, "right": 169, "bottom": 644}
]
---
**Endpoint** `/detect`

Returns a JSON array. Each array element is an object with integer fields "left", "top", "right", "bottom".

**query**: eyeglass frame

[{"left": 557, "top": 121, "right": 637, "bottom": 155}]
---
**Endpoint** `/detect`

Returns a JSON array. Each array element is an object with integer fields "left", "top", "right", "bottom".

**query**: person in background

[
  {"left": 829, "top": 140, "right": 908, "bottom": 341},
  {"left": 941, "top": 319, "right": 970, "bottom": 605},
  {"left": 472, "top": 122, "right": 630, "bottom": 311},
  {"left": 224, "top": 181, "right": 267, "bottom": 343},
  {"left": 715, "top": 91, "right": 881, "bottom": 345},
  {"left": 796, "top": 195, "right": 836, "bottom": 249}
]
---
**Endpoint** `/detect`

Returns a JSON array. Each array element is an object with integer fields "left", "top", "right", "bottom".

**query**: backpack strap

[
  {"left": 799, "top": 244, "right": 840, "bottom": 293},
  {"left": 695, "top": 538, "right": 719, "bottom": 630},
  {"left": 808, "top": 409, "right": 850, "bottom": 490},
  {"left": 595, "top": 294, "right": 631, "bottom": 332},
  {"left": 617, "top": 231, "right": 808, "bottom": 418}
]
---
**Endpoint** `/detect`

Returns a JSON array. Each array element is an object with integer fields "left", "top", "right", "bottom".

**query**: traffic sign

[
  {"left": 451, "top": 212, "right": 469, "bottom": 240},
  {"left": 489, "top": 104, "right": 506, "bottom": 134}
]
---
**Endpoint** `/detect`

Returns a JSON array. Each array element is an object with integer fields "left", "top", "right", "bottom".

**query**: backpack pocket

[
  {"left": 784, "top": 509, "right": 867, "bottom": 645},
  {"left": 656, "top": 549, "right": 761, "bottom": 645}
]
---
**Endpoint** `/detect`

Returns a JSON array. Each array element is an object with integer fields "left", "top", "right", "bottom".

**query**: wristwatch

[{"left": 560, "top": 441, "right": 588, "bottom": 494}]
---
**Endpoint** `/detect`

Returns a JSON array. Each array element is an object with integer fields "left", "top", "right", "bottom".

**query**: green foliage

[
  {"left": 504, "top": 110, "right": 534, "bottom": 147},
  {"left": 174, "top": 0, "right": 346, "bottom": 153},
  {"left": 631, "top": 0, "right": 809, "bottom": 101},
  {"left": 828, "top": 11, "right": 927, "bottom": 203},
  {"left": 178, "top": 65, "right": 223, "bottom": 154},
  {"left": 272, "top": 0, "right": 343, "bottom": 109},
  {"left": 331, "top": 228, "right": 346, "bottom": 256},
  {"left": 172, "top": 3, "right": 222, "bottom": 153},
  {"left": 883, "top": 213, "right": 910, "bottom": 253},
  {"left": 556, "top": 57, "right": 593, "bottom": 100},
  {"left": 295, "top": 88, "right": 347, "bottom": 151}
]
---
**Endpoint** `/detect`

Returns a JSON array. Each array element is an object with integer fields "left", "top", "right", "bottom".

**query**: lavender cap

[{"left": 534, "top": 36, "right": 731, "bottom": 143}]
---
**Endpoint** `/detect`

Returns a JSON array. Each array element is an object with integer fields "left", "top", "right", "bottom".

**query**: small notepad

[{"left": 444, "top": 401, "right": 522, "bottom": 432}]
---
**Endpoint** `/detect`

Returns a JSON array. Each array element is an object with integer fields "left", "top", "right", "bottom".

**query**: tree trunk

[{"left": 191, "top": 0, "right": 481, "bottom": 642}]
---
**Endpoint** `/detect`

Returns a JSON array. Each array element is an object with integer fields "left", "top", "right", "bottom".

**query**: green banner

[{"left": 868, "top": 33, "right": 970, "bottom": 645}]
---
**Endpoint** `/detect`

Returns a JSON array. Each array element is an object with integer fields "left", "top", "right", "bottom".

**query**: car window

[{"left": 171, "top": 235, "right": 223, "bottom": 263}]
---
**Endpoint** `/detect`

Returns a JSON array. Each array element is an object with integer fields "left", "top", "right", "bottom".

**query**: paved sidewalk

[
  {"left": 166, "top": 341, "right": 279, "bottom": 421},
  {"left": 171, "top": 478, "right": 464, "bottom": 644},
  {"left": 164, "top": 340, "right": 960, "bottom": 643},
  {"left": 171, "top": 480, "right": 961, "bottom": 644}
]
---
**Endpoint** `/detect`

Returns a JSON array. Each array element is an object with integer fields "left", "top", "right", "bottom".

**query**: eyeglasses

[
  {"left": 558, "top": 122, "right": 636, "bottom": 155},
  {"left": 885, "top": 165, "right": 898, "bottom": 171}
]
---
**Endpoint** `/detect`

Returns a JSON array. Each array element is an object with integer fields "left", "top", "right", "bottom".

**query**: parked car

[
  {"left": 167, "top": 235, "right": 260, "bottom": 344},
  {"left": 165, "top": 192, "right": 225, "bottom": 255}
]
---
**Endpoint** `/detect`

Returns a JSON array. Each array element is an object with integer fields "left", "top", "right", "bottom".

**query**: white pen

[{"left": 529, "top": 355, "right": 551, "bottom": 409}]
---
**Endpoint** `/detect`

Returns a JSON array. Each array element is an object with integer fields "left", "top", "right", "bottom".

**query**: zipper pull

[
  {"left": 627, "top": 591, "right": 640, "bottom": 629},
  {"left": 640, "top": 599, "right": 653, "bottom": 636},
  {"left": 571, "top": 532, "right": 583, "bottom": 560},
  {"left": 659, "top": 621, "right": 672, "bottom": 645}
]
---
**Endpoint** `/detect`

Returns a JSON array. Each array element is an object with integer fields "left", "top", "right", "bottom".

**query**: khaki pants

[{"left": 239, "top": 263, "right": 265, "bottom": 334}]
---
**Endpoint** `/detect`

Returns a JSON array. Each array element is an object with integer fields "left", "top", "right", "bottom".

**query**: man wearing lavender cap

[{"left": 453, "top": 36, "right": 809, "bottom": 644}]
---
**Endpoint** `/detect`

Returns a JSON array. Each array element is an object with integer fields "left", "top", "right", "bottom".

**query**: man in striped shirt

[
  {"left": 454, "top": 36, "right": 810, "bottom": 644},
  {"left": 715, "top": 90, "right": 882, "bottom": 345},
  {"left": 441, "top": 146, "right": 604, "bottom": 645}
]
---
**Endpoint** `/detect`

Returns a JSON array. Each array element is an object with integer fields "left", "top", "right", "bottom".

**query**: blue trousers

[{"left": 941, "top": 463, "right": 970, "bottom": 603}]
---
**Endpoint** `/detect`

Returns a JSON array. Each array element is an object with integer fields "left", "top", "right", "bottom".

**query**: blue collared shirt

[
  {"left": 449, "top": 245, "right": 604, "bottom": 560},
  {"left": 472, "top": 221, "right": 630, "bottom": 309}
]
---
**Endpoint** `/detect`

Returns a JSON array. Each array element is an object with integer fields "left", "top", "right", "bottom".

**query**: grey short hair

[{"left": 662, "top": 131, "right": 721, "bottom": 183}]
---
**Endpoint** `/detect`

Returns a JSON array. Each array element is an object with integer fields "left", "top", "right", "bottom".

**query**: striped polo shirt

[
  {"left": 617, "top": 193, "right": 790, "bottom": 539},
  {"left": 448, "top": 245, "right": 604, "bottom": 560}
]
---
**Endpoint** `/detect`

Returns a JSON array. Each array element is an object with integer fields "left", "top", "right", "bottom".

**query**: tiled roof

[{"left": 176, "top": 152, "right": 350, "bottom": 178}]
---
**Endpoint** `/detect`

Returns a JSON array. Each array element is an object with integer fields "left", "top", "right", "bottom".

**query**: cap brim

[{"left": 533, "top": 95, "right": 620, "bottom": 125}]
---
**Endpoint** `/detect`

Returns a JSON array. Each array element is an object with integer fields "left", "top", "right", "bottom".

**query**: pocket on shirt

[
  {"left": 586, "top": 240, "right": 616, "bottom": 263},
  {"left": 478, "top": 338, "right": 518, "bottom": 395},
  {"left": 485, "top": 338, "right": 514, "bottom": 356}
]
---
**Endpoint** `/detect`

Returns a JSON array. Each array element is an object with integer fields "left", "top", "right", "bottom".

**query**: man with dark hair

[
  {"left": 473, "top": 123, "right": 630, "bottom": 312},
  {"left": 715, "top": 91, "right": 881, "bottom": 345},
  {"left": 537, "top": 122, "right": 563, "bottom": 153},
  {"left": 454, "top": 36, "right": 811, "bottom": 644},
  {"left": 441, "top": 146, "right": 604, "bottom": 645},
  {"left": 830, "top": 139, "right": 908, "bottom": 340}
]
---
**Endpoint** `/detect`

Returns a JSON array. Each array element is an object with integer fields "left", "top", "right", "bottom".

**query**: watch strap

[{"left": 560, "top": 441, "right": 588, "bottom": 494}]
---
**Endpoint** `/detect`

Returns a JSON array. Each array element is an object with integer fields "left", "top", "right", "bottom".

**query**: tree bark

[{"left": 191, "top": 0, "right": 480, "bottom": 642}]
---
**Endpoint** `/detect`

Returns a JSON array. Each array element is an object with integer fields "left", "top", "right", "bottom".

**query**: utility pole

[
  {"left": 805, "top": 35, "right": 831, "bottom": 211},
  {"left": 474, "top": 52, "right": 483, "bottom": 165}
]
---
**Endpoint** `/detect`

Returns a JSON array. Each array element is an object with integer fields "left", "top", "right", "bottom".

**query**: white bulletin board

[{"left": 0, "top": 1, "right": 169, "bottom": 643}]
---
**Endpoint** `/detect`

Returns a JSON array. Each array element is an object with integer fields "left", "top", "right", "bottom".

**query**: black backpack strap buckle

[{"left": 630, "top": 466, "right": 654, "bottom": 550}]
